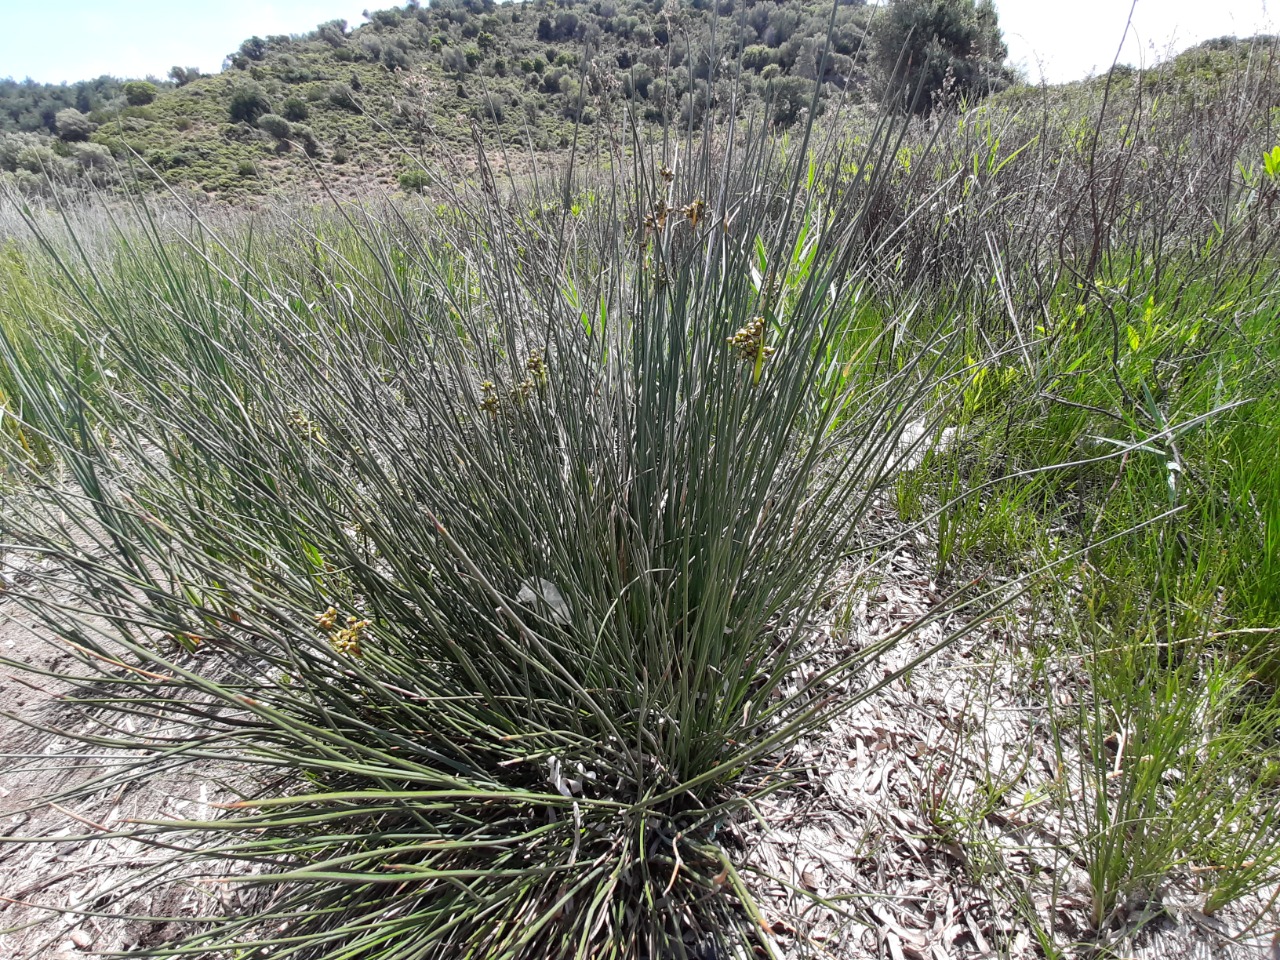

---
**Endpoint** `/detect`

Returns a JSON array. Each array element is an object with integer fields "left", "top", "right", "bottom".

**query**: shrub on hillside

[
  {"left": 256, "top": 113, "right": 292, "bottom": 140},
  {"left": 326, "top": 83, "right": 360, "bottom": 111},
  {"left": 442, "top": 46, "right": 469, "bottom": 74},
  {"left": 123, "top": 80, "right": 158, "bottom": 106},
  {"left": 168, "top": 65, "right": 201, "bottom": 86},
  {"left": 290, "top": 123, "right": 320, "bottom": 157},
  {"left": 0, "top": 133, "right": 35, "bottom": 171},
  {"left": 0, "top": 167, "right": 58, "bottom": 196},
  {"left": 228, "top": 84, "right": 272, "bottom": 124},
  {"left": 71, "top": 141, "right": 111, "bottom": 169},
  {"left": 281, "top": 97, "right": 309, "bottom": 122},
  {"left": 397, "top": 167, "right": 430, "bottom": 192},
  {"left": 764, "top": 74, "right": 818, "bottom": 127},
  {"left": 239, "top": 36, "right": 268, "bottom": 62},
  {"left": 383, "top": 45, "right": 412, "bottom": 70},
  {"left": 741, "top": 44, "right": 775, "bottom": 71},
  {"left": 316, "top": 18, "right": 348, "bottom": 46},
  {"left": 14, "top": 142, "right": 60, "bottom": 174},
  {"left": 54, "top": 108, "right": 92, "bottom": 141}
]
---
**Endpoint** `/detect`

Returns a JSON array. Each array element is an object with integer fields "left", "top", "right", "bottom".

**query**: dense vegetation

[
  {"left": 0, "top": 75, "right": 139, "bottom": 133},
  {"left": 2, "top": 6, "right": 1280, "bottom": 959},
  {"left": 0, "top": 0, "right": 1014, "bottom": 199},
  {"left": 2, "top": 1, "right": 1263, "bottom": 205}
]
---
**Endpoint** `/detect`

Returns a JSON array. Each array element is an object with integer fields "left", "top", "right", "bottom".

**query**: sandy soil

[
  {"left": 739, "top": 537, "right": 1280, "bottom": 959},
  {"left": 0, "top": 565, "right": 252, "bottom": 960}
]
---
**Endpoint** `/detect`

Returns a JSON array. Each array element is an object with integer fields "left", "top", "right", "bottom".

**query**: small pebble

[{"left": 69, "top": 928, "right": 93, "bottom": 949}]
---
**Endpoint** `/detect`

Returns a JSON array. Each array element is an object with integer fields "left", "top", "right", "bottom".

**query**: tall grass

[
  {"left": 876, "top": 39, "right": 1280, "bottom": 934},
  {"left": 1056, "top": 601, "right": 1280, "bottom": 930},
  {"left": 0, "top": 108, "right": 1004, "bottom": 958}
]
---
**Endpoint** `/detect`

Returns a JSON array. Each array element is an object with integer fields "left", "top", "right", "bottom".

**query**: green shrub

[
  {"left": 741, "top": 44, "right": 775, "bottom": 71},
  {"left": 222, "top": 121, "right": 257, "bottom": 142},
  {"left": 327, "top": 83, "right": 360, "bottom": 111},
  {"left": 239, "top": 35, "right": 268, "bottom": 62},
  {"left": 397, "top": 167, "right": 430, "bottom": 192},
  {"left": 281, "top": 96, "right": 310, "bottom": 121},
  {"left": 169, "top": 65, "right": 201, "bottom": 86},
  {"left": 0, "top": 166, "right": 57, "bottom": 196},
  {"left": 442, "top": 46, "right": 468, "bottom": 74},
  {"left": 0, "top": 132, "right": 41, "bottom": 171},
  {"left": 383, "top": 45, "right": 411, "bottom": 70},
  {"left": 290, "top": 122, "right": 320, "bottom": 156},
  {"left": 874, "top": 0, "right": 1013, "bottom": 113},
  {"left": 228, "top": 83, "right": 272, "bottom": 123},
  {"left": 256, "top": 112, "right": 292, "bottom": 140},
  {"left": 71, "top": 141, "right": 111, "bottom": 169},
  {"left": 123, "top": 79, "right": 158, "bottom": 106},
  {"left": 14, "top": 142, "right": 59, "bottom": 174},
  {"left": 316, "top": 18, "right": 348, "bottom": 46},
  {"left": 764, "top": 75, "right": 819, "bottom": 127},
  {"left": 53, "top": 108, "right": 92, "bottom": 141}
]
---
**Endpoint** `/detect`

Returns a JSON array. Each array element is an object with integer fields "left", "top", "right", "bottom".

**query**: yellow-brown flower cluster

[
  {"left": 526, "top": 350, "right": 549, "bottom": 387},
  {"left": 645, "top": 197, "right": 709, "bottom": 233},
  {"left": 728, "top": 317, "right": 775, "bottom": 364},
  {"left": 681, "top": 198, "right": 706, "bottom": 227},
  {"left": 315, "top": 606, "right": 369, "bottom": 657},
  {"left": 479, "top": 352, "right": 550, "bottom": 414},
  {"left": 512, "top": 350, "right": 550, "bottom": 402},
  {"left": 479, "top": 380, "right": 501, "bottom": 416},
  {"left": 643, "top": 199, "right": 670, "bottom": 233}
]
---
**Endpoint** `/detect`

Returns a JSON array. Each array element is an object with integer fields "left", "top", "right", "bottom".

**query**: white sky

[
  {"left": 0, "top": 0, "right": 1275, "bottom": 86},
  {"left": 995, "top": 0, "right": 1276, "bottom": 83},
  {"left": 0, "top": 1, "right": 371, "bottom": 85}
]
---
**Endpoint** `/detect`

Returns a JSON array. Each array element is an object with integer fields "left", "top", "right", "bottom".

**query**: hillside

[
  {"left": 0, "top": 0, "right": 1009, "bottom": 200},
  {"left": 0, "top": 3, "right": 1273, "bottom": 203}
]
